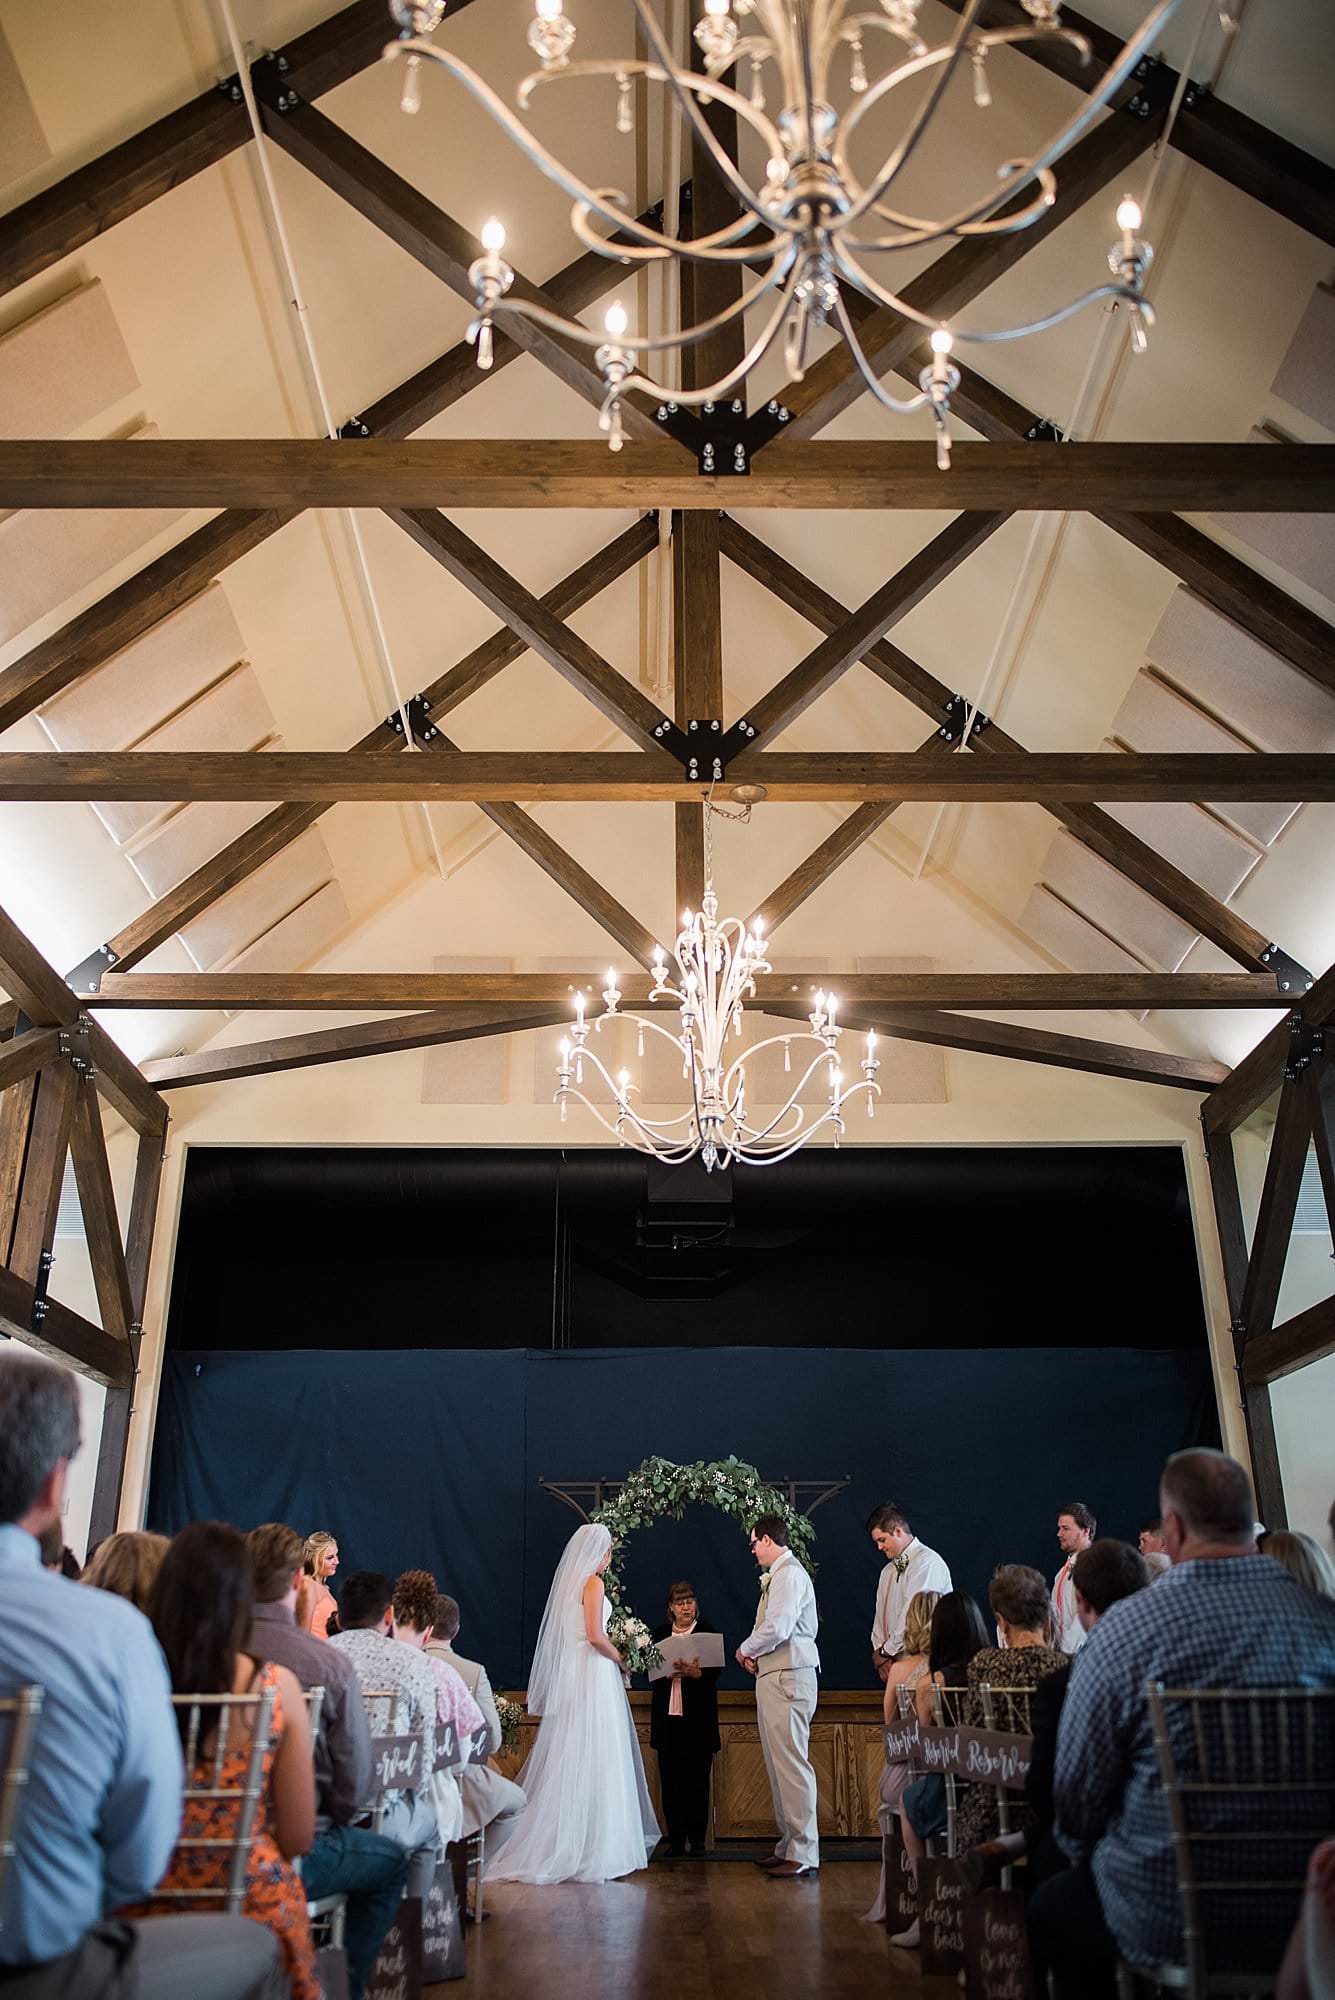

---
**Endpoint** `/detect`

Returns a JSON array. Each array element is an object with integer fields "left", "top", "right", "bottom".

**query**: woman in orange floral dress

[{"left": 126, "top": 1521, "right": 320, "bottom": 1999}]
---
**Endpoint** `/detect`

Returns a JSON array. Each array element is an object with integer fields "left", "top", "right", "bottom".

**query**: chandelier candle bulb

[{"left": 1116, "top": 195, "right": 1143, "bottom": 259}]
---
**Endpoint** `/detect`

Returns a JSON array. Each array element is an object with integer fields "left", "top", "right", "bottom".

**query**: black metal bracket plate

[
  {"left": 1260, "top": 944, "right": 1313, "bottom": 1001},
  {"left": 32, "top": 1248, "right": 53, "bottom": 1329},
  {"left": 1283, "top": 1019, "right": 1325, "bottom": 1082},
  {"left": 383, "top": 694, "right": 440, "bottom": 747},
  {"left": 65, "top": 945, "right": 119, "bottom": 998},
  {"left": 937, "top": 694, "right": 992, "bottom": 744}
]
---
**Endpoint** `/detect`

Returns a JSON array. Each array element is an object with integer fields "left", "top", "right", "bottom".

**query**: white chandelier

[
  {"left": 386, "top": 0, "right": 1172, "bottom": 464},
  {"left": 554, "top": 803, "right": 880, "bottom": 1169}
]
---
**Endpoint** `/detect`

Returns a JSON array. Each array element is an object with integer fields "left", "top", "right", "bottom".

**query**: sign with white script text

[{"left": 882, "top": 1718, "right": 1032, "bottom": 1790}]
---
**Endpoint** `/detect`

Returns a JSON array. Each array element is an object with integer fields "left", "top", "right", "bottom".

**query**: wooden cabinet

[{"left": 497, "top": 1689, "right": 885, "bottom": 1842}]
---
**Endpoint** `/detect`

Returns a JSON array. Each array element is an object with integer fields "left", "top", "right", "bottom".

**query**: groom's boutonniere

[
  {"left": 893, "top": 1554, "right": 909, "bottom": 1579},
  {"left": 758, "top": 1569, "right": 772, "bottom": 1599}
]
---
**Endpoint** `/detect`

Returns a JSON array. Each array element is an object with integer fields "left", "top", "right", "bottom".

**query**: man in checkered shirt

[{"left": 1028, "top": 1448, "right": 1335, "bottom": 1997}]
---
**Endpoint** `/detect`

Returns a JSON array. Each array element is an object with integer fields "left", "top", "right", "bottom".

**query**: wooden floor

[{"left": 429, "top": 1851, "right": 959, "bottom": 1998}]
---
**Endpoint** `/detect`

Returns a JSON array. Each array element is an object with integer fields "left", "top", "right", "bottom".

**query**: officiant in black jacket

[{"left": 650, "top": 1581, "right": 722, "bottom": 1855}]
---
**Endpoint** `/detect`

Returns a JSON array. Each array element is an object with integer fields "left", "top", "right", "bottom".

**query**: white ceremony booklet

[{"left": 648, "top": 1631, "right": 725, "bottom": 1681}]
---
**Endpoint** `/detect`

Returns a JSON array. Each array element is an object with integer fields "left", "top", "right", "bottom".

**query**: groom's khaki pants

[{"left": 755, "top": 1665, "right": 819, "bottom": 1869}]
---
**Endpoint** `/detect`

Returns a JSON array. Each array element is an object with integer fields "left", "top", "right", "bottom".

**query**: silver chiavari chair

[
  {"left": 1124, "top": 1684, "right": 1335, "bottom": 1999},
  {"left": 158, "top": 1689, "right": 276, "bottom": 1915},
  {"left": 929, "top": 1682, "right": 970, "bottom": 1857},
  {"left": 974, "top": 1681, "right": 1037, "bottom": 1888},
  {"left": 0, "top": 1686, "right": 43, "bottom": 1921}
]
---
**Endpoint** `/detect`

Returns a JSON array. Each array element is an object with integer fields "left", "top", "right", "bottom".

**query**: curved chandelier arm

[
  {"left": 566, "top": 188, "right": 793, "bottom": 268},
  {"left": 838, "top": 0, "right": 1179, "bottom": 236},
  {"left": 627, "top": 0, "right": 793, "bottom": 237},
  {"left": 602, "top": 281, "right": 799, "bottom": 408},
  {"left": 844, "top": 165, "right": 1058, "bottom": 253},
  {"left": 492, "top": 261, "right": 788, "bottom": 355},
  {"left": 829, "top": 293, "right": 934, "bottom": 412},
  {"left": 835, "top": 0, "right": 987, "bottom": 229},
  {"left": 386, "top": 35, "right": 771, "bottom": 259},
  {"left": 834, "top": 242, "right": 1154, "bottom": 344}
]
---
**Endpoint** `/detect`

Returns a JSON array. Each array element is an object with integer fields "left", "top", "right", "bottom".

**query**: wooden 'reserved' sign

[{"left": 882, "top": 1717, "right": 1032, "bottom": 1789}]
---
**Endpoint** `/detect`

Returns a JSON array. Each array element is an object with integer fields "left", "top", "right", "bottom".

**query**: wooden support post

[
  {"left": 88, "top": 1124, "right": 166, "bottom": 1547},
  {"left": 673, "top": 512, "right": 725, "bottom": 912},
  {"left": 7, "top": 1060, "right": 78, "bottom": 1289},
  {"left": 1202, "top": 1121, "right": 1287, "bottom": 1528}
]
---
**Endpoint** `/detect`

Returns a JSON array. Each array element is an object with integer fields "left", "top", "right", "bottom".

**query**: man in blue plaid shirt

[{"left": 1028, "top": 1449, "right": 1335, "bottom": 1996}]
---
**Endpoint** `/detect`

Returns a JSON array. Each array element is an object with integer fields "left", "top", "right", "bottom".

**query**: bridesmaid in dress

[{"left": 301, "top": 1529, "right": 340, "bottom": 1638}]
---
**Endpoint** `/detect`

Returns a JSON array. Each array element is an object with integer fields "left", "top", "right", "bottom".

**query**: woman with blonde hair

[
  {"left": 1261, "top": 1528, "right": 1335, "bottom": 1600},
  {"left": 82, "top": 1530, "right": 170, "bottom": 1614},
  {"left": 864, "top": 1589, "right": 940, "bottom": 1924},
  {"left": 300, "top": 1530, "right": 339, "bottom": 1637}
]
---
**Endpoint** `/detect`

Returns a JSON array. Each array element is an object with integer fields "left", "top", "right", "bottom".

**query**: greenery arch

[{"left": 590, "top": 1454, "right": 816, "bottom": 1671}]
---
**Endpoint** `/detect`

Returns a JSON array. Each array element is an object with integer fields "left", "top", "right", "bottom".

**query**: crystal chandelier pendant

[{"left": 552, "top": 803, "right": 880, "bottom": 1169}]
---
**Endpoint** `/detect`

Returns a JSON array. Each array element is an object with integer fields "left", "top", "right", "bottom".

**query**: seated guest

[
  {"left": 427, "top": 1592, "right": 527, "bottom": 1844},
  {"left": 1260, "top": 1528, "right": 1335, "bottom": 1599},
  {"left": 1139, "top": 1518, "right": 1167, "bottom": 1557},
  {"left": 1143, "top": 1550, "right": 1171, "bottom": 1579},
  {"left": 128, "top": 1522, "right": 319, "bottom": 2000},
  {"left": 650, "top": 1580, "right": 722, "bottom": 1858},
  {"left": 0, "top": 1351, "right": 280, "bottom": 2000},
  {"left": 82, "top": 1529, "right": 170, "bottom": 1613},
  {"left": 868, "top": 1502, "right": 952, "bottom": 1683},
  {"left": 36, "top": 1523, "right": 80, "bottom": 1577},
  {"left": 300, "top": 1531, "right": 340, "bottom": 1638},
  {"left": 865, "top": 1588, "right": 938, "bottom": 1922},
  {"left": 949, "top": 1565, "right": 1067, "bottom": 1856},
  {"left": 245, "top": 1524, "right": 406, "bottom": 2000},
  {"left": 328, "top": 1571, "right": 440, "bottom": 1899},
  {"left": 1051, "top": 1503, "right": 1096, "bottom": 1653},
  {"left": 390, "top": 1570, "right": 486, "bottom": 1847},
  {"left": 891, "top": 1590, "right": 991, "bottom": 1948},
  {"left": 1031, "top": 1449, "right": 1335, "bottom": 1999}
]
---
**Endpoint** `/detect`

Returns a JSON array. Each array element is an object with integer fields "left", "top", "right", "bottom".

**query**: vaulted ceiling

[{"left": 1, "top": 0, "right": 1333, "bottom": 1102}]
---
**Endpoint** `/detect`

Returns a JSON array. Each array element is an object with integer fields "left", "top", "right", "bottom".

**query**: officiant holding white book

[
  {"left": 735, "top": 1515, "right": 821, "bottom": 1881},
  {"left": 649, "top": 1581, "right": 722, "bottom": 1856}
]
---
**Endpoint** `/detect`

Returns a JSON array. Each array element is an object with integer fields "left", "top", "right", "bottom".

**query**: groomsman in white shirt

[
  {"left": 736, "top": 1515, "right": 821, "bottom": 1881},
  {"left": 1051, "top": 1500, "right": 1096, "bottom": 1653},
  {"left": 868, "top": 1503, "right": 952, "bottom": 1682}
]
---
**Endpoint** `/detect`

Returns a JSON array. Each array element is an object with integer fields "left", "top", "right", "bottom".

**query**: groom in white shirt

[{"left": 736, "top": 1515, "right": 821, "bottom": 1881}]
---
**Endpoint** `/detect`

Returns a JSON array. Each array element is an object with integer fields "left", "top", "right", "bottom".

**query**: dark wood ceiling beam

[
  {"left": 673, "top": 513, "right": 725, "bottom": 911},
  {"left": 261, "top": 103, "right": 665, "bottom": 442},
  {"left": 770, "top": 108, "right": 1155, "bottom": 441},
  {"left": 0, "top": 904, "right": 81, "bottom": 1026},
  {"left": 143, "top": 1004, "right": 570, "bottom": 1090},
  {"left": 5, "top": 439, "right": 1330, "bottom": 511},
  {"left": 91, "top": 971, "right": 1290, "bottom": 1011},
  {"left": 10, "top": 749, "right": 1333, "bottom": 804},
  {"left": 0, "top": 1, "right": 480, "bottom": 301},
  {"left": 763, "top": 1000, "right": 1226, "bottom": 1092},
  {"left": 681, "top": 43, "right": 748, "bottom": 393},
  {"left": 6, "top": 1061, "right": 78, "bottom": 1288},
  {"left": 933, "top": 0, "right": 1335, "bottom": 249},
  {"left": 1237, "top": 1073, "right": 1312, "bottom": 1341},
  {"left": 88, "top": 1121, "right": 165, "bottom": 1546},
  {"left": 1202, "top": 960, "right": 1335, "bottom": 1136},
  {"left": 0, "top": 1029, "right": 62, "bottom": 1096},
  {"left": 88, "top": 521, "right": 657, "bottom": 976},
  {"left": 887, "top": 342, "right": 1335, "bottom": 704},
  {"left": 1243, "top": 1296, "right": 1335, "bottom": 1388},
  {"left": 67, "top": 1081, "right": 134, "bottom": 1346},
  {"left": 720, "top": 517, "right": 1282, "bottom": 974},
  {"left": 388, "top": 509, "right": 672, "bottom": 748},
  {"left": 735, "top": 514, "right": 1007, "bottom": 751},
  {"left": 0, "top": 1263, "right": 133, "bottom": 1388},
  {"left": 749, "top": 803, "right": 909, "bottom": 936}
]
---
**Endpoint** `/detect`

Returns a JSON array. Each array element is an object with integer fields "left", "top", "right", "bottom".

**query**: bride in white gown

[{"left": 486, "top": 1522, "right": 660, "bottom": 1885}]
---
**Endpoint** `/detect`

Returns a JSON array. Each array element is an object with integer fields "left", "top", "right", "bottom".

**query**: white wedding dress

[{"left": 486, "top": 1525, "right": 660, "bottom": 1885}]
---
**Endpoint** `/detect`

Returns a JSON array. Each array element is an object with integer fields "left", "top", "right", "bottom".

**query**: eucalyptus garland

[{"left": 590, "top": 1453, "right": 816, "bottom": 1673}]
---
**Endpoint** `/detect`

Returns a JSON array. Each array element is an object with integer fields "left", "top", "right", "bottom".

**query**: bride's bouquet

[{"left": 607, "top": 1609, "right": 661, "bottom": 1677}]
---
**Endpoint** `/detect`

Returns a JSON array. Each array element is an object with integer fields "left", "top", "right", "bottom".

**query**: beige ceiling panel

[
  {"left": 1043, "top": 832, "right": 1196, "bottom": 970},
  {"left": 0, "top": 428, "right": 183, "bottom": 646},
  {"left": 0, "top": 282, "right": 138, "bottom": 440},
  {"left": 1101, "top": 801, "right": 1259, "bottom": 904},
  {"left": 1020, "top": 885, "right": 1149, "bottom": 974},
  {"left": 223, "top": 880, "right": 350, "bottom": 976},
  {"left": 422, "top": 955, "right": 513, "bottom": 1105},
  {"left": 1271, "top": 283, "right": 1335, "bottom": 432},
  {"left": 853, "top": 957, "right": 947, "bottom": 1105},
  {"left": 131, "top": 799, "right": 275, "bottom": 899},
  {"left": 1210, "top": 429, "right": 1335, "bottom": 601},
  {"left": 41, "top": 582, "right": 247, "bottom": 751},
  {"left": 93, "top": 667, "right": 278, "bottom": 845},
  {"left": 0, "top": 25, "right": 50, "bottom": 188},
  {"left": 180, "top": 827, "right": 334, "bottom": 969},
  {"left": 1146, "top": 587, "right": 1335, "bottom": 759},
  {"left": 1111, "top": 667, "right": 1297, "bottom": 847}
]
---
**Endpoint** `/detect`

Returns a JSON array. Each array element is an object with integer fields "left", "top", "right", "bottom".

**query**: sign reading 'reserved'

[{"left": 882, "top": 1717, "right": 1032, "bottom": 1789}]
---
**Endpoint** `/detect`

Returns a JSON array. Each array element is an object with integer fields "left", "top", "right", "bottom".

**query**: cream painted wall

[{"left": 1271, "top": 1352, "right": 1335, "bottom": 1546}]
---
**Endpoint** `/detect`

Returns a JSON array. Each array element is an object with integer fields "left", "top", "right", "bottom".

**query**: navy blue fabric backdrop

[{"left": 149, "top": 1344, "right": 1217, "bottom": 1688}]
